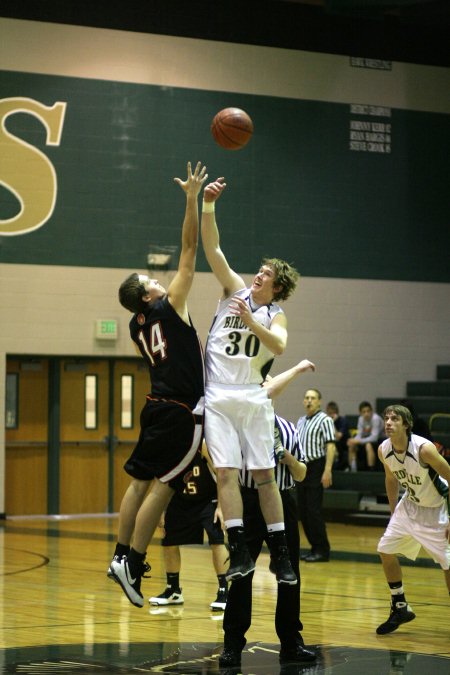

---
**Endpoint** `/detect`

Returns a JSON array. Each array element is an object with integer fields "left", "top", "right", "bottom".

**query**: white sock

[{"left": 224, "top": 519, "right": 244, "bottom": 530}]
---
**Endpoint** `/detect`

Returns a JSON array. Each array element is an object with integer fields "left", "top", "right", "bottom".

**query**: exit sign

[{"left": 95, "top": 319, "right": 118, "bottom": 340}]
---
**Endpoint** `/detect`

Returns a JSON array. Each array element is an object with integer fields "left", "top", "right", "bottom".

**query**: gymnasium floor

[{"left": 1, "top": 515, "right": 449, "bottom": 674}]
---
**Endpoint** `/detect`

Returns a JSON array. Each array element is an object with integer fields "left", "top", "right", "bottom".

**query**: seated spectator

[
  {"left": 326, "top": 401, "right": 350, "bottom": 470},
  {"left": 347, "top": 401, "right": 384, "bottom": 471},
  {"left": 401, "top": 399, "right": 433, "bottom": 441}
]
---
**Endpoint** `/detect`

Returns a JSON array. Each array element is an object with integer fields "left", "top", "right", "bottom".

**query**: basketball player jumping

[
  {"left": 201, "top": 177, "right": 299, "bottom": 584},
  {"left": 108, "top": 161, "right": 208, "bottom": 607}
]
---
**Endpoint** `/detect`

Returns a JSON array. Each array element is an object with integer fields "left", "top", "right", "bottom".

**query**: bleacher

[{"left": 322, "top": 471, "right": 388, "bottom": 525}]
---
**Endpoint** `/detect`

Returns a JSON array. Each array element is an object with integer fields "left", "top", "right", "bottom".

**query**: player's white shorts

[
  {"left": 377, "top": 497, "right": 450, "bottom": 570},
  {"left": 204, "top": 383, "right": 275, "bottom": 470}
]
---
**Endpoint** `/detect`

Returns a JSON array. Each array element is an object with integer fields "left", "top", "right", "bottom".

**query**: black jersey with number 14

[{"left": 130, "top": 295, "right": 204, "bottom": 407}]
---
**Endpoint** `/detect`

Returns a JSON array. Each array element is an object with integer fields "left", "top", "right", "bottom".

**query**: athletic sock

[
  {"left": 226, "top": 525, "right": 245, "bottom": 546},
  {"left": 388, "top": 581, "right": 406, "bottom": 606},
  {"left": 217, "top": 574, "right": 228, "bottom": 591},
  {"left": 267, "top": 529, "right": 288, "bottom": 552},
  {"left": 114, "top": 543, "right": 130, "bottom": 558},
  {"left": 224, "top": 519, "right": 244, "bottom": 531},
  {"left": 167, "top": 572, "right": 181, "bottom": 592},
  {"left": 127, "top": 547, "right": 146, "bottom": 575}
]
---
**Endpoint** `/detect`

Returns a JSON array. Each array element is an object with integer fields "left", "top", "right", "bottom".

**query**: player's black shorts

[
  {"left": 124, "top": 398, "right": 203, "bottom": 493},
  {"left": 162, "top": 495, "right": 224, "bottom": 546}
]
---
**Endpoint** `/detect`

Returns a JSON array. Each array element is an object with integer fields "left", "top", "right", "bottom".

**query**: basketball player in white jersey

[
  {"left": 376, "top": 404, "right": 450, "bottom": 634},
  {"left": 201, "top": 177, "right": 299, "bottom": 584}
]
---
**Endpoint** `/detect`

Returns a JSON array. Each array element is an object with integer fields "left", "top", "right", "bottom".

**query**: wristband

[{"left": 202, "top": 200, "right": 215, "bottom": 213}]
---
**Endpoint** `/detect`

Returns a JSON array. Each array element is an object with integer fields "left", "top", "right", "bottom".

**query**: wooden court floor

[{"left": 1, "top": 515, "right": 449, "bottom": 674}]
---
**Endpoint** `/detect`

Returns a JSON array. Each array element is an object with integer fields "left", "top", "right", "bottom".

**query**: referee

[
  {"left": 296, "top": 388, "right": 336, "bottom": 563},
  {"left": 219, "top": 414, "right": 316, "bottom": 668}
]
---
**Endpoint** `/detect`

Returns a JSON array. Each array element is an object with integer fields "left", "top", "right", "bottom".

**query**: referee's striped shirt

[
  {"left": 295, "top": 410, "right": 336, "bottom": 462},
  {"left": 239, "top": 414, "right": 305, "bottom": 491}
]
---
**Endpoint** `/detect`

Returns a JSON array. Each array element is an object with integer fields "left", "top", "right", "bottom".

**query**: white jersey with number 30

[{"left": 205, "top": 288, "right": 284, "bottom": 385}]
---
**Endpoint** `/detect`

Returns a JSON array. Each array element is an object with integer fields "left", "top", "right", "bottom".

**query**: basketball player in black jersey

[{"left": 108, "top": 161, "right": 208, "bottom": 608}]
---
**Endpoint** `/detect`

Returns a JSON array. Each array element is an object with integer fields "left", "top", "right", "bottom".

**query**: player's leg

[
  {"left": 253, "top": 468, "right": 283, "bottom": 523},
  {"left": 210, "top": 544, "right": 229, "bottom": 610},
  {"left": 217, "top": 467, "right": 243, "bottom": 521},
  {"left": 111, "top": 479, "right": 174, "bottom": 607},
  {"left": 205, "top": 388, "right": 254, "bottom": 581},
  {"left": 200, "top": 499, "right": 229, "bottom": 610},
  {"left": 244, "top": 391, "right": 295, "bottom": 584},
  {"left": 216, "top": 467, "right": 255, "bottom": 581},
  {"left": 444, "top": 568, "right": 450, "bottom": 594},
  {"left": 376, "top": 552, "right": 416, "bottom": 634},
  {"left": 108, "top": 478, "right": 150, "bottom": 579},
  {"left": 380, "top": 551, "right": 402, "bottom": 582},
  {"left": 118, "top": 479, "right": 150, "bottom": 544},
  {"left": 112, "top": 399, "right": 200, "bottom": 607},
  {"left": 220, "top": 488, "right": 264, "bottom": 669},
  {"left": 149, "top": 545, "right": 184, "bottom": 606},
  {"left": 132, "top": 478, "right": 174, "bottom": 551},
  {"left": 252, "top": 467, "right": 296, "bottom": 585},
  {"left": 419, "top": 517, "right": 450, "bottom": 594},
  {"left": 164, "top": 545, "right": 181, "bottom": 575}
]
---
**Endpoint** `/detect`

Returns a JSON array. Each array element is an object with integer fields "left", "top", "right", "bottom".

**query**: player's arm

[
  {"left": 213, "top": 503, "right": 225, "bottom": 530},
  {"left": 167, "top": 161, "right": 207, "bottom": 318},
  {"left": 157, "top": 511, "right": 166, "bottom": 531},
  {"left": 201, "top": 178, "right": 246, "bottom": 299},
  {"left": 280, "top": 451, "right": 307, "bottom": 482},
  {"left": 229, "top": 302, "right": 288, "bottom": 356},
  {"left": 420, "top": 441, "right": 450, "bottom": 483},
  {"left": 200, "top": 440, "right": 216, "bottom": 477},
  {"left": 263, "top": 359, "right": 316, "bottom": 400},
  {"left": 379, "top": 446, "right": 400, "bottom": 514}
]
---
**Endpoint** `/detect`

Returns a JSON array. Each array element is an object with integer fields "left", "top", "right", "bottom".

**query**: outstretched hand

[
  {"left": 174, "top": 161, "right": 208, "bottom": 197},
  {"left": 296, "top": 359, "right": 316, "bottom": 374},
  {"left": 204, "top": 177, "right": 226, "bottom": 203}
]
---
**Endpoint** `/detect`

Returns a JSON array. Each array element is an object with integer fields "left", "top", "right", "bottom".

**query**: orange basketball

[{"left": 211, "top": 107, "right": 254, "bottom": 150}]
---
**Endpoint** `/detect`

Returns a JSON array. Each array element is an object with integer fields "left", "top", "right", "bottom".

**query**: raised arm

[
  {"left": 168, "top": 161, "right": 207, "bottom": 318},
  {"left": 263, "top": 359, "right": 316, "bottom": 399},
  {"left": 201, "top": 178, "right": 245, "bottom": 299}
]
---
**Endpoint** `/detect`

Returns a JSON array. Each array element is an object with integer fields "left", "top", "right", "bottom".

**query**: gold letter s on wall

[{"left": 0, "top": 97, "right": 66, "bottom": 236}]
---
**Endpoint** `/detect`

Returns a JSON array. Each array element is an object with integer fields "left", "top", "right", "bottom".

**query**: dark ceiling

[{"left": 1, "top": 0, "right": 449, "bottom": 67}]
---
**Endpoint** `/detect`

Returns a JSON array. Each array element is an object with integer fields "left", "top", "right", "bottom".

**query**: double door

[{"left": 5, "top": 357, "right": 149, "bottom": 515}]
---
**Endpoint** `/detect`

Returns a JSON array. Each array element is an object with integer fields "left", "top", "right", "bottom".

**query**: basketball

[{"left": 211, "top": 107, "right": 254, "bottom": 150}]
